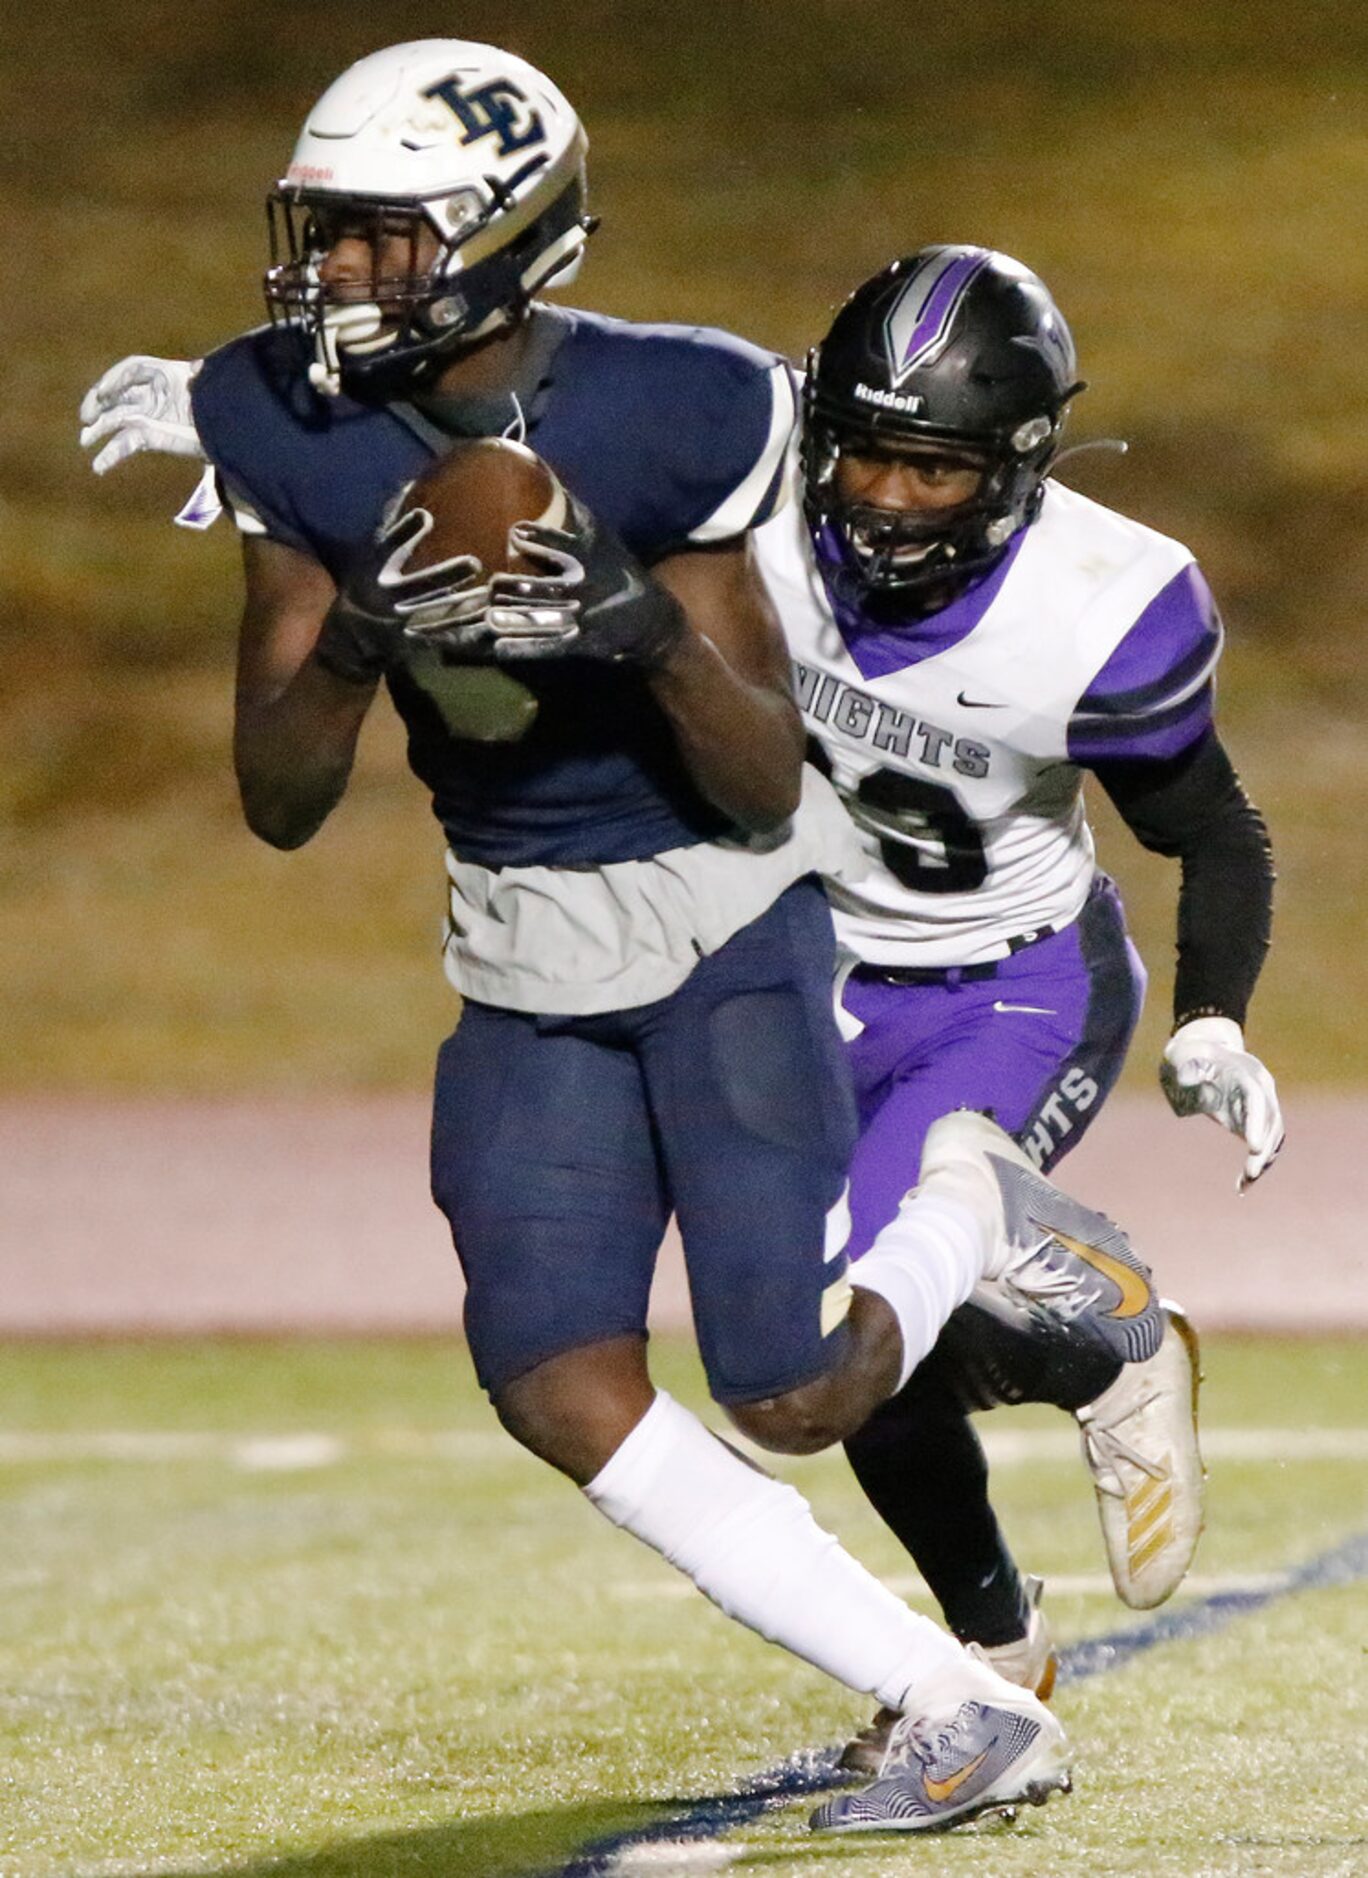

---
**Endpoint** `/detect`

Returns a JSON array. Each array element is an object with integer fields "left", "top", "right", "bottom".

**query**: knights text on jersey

[
  {"left": 190, "top": 309, "right": 796, "bottom": 870},
  {"left": 754, "top": 480, "right": 1223, "bottom": 966}
]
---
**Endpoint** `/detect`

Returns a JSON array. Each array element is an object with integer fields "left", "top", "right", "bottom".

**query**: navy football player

[
  {"left": 81, "top": 43, "right": 1215, "bottom": 1834},
  {"left": 753, "top": 247, "right": 1282, "bottom": 1791}
]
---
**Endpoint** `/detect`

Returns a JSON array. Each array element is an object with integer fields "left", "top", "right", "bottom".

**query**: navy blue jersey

[{"left": 192, "top": 308, "right": 795, "bottom": 867}]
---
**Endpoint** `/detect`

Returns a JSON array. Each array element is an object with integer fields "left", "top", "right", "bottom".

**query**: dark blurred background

[{"left": 4, "top": 0, "right": 1366, "bottom": 1091}]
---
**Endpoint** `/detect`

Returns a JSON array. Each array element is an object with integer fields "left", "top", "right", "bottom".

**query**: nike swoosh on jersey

[
  {"left": 1037, "top": 1224, "right": 1153, "bottom": 1321},
  {"left": 956, "top": 691, "right": 1005, "bottom": 708},
  {"left": 993, "top": 1001, "right": 1057, "bottom": 1015},
  {"left": 923, "top": 1745, "right": 993, "bottom": 1803}
]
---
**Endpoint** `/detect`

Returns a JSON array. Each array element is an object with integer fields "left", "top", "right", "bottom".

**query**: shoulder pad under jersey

[
  {"left": 1056, "top": 487, "right": 1223, "bottom": 764},
  {"left": 536, "top": 310, "right": 796, "bottom": 558},
  {"left": 191, "top": 327, "right": 435, "bottom": 574}
]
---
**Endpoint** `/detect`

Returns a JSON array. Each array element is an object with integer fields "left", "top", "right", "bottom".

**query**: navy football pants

[{"left": 431, "top": 877, "right": 857, "bottom": 1403}]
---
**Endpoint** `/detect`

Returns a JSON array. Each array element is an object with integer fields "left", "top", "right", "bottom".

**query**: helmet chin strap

[{"left": 310, "top": 299, "right": 516, "bottom": 399}]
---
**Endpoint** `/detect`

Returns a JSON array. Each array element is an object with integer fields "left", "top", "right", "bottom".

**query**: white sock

[
  {"left": 849, "top": 1193, "right": 987, "bottom": 1391},
  {"left": 585, "top": 1390, "right": 966, "bottom": 1711}
]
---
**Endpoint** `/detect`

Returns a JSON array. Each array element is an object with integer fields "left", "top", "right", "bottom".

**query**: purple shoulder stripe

[
  {"left": 1068, "top": 562, "right": 1222, "bottom": 763},
  {"left": 1077, "top": 563, "right": 1221, "bottom": 713},
  {"left": 1068, "top": 687, "right": 1214, "bottom": 762}
]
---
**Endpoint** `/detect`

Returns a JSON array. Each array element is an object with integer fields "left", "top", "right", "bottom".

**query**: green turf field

[{"left": 4, "top": 1336, "right": 1365, "bottom": 1877}]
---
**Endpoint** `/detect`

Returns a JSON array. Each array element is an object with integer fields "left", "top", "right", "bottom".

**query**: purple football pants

[
  {"left": 839, "top": 874, "right": 1148, "bottom": 1648},
  {"left": 841, "top": 874, "right": 1146, "bottom": 1262}
]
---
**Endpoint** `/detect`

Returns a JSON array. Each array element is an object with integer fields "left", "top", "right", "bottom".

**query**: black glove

[
  {"left": 315, "top": 501, "right": 489, "bottom": 686},
  {"left": 404, "top": 499, "right": 688, "bottom": 670}
]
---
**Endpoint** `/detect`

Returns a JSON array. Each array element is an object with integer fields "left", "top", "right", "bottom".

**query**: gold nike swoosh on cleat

[
  {"left": 1033, "top": 1224, "right": 1152, "bottom": 1321},
  {"left": 923, "top": 1746, "right": 992, "bottom": 1803}
]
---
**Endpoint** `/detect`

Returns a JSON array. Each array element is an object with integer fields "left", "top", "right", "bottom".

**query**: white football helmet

[{"left": 264, "top": 40, "right": 593, "bottom": 397}]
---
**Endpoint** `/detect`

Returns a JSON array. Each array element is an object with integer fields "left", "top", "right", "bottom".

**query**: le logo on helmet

[{"left": 423, "top": 76, "right": 547, "bottom": 158}]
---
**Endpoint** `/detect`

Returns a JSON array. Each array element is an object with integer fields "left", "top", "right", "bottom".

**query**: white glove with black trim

[
  {"left": 1160, "top": 1015, "right": 1285, "bottom": 1191},
  {"left": 78, "top": 355, "right": 205, "bottom": 475}
]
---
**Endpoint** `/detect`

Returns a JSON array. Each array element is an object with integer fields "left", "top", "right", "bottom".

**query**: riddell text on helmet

[{"left": 854, "top": 382, "right": 926, "bottom": 413}]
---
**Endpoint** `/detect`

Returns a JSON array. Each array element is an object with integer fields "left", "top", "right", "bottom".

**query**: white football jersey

[{"left": 755, "top": 480, "right": 1222, "bottom": 966}]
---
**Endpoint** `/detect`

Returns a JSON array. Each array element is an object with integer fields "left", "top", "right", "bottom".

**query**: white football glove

[
  {"left": 1160, "top": 1016, "right": 1285, "bottom": 1191},
  {"left": 78, "top": 355, "right": 205, "bottom": 475}
]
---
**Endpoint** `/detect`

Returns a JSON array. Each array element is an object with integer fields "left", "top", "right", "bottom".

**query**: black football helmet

[{"left": 803, "top": 246, "right": 1084, "bottom": 604}]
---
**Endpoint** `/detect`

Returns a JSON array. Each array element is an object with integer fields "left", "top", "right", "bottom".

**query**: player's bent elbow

[
  {"left": 233, "top": 725, "right": 352, "bottom": 848},
  {"left": 243, "top": 812, "right": 315, "bottom": 852},
  {"left": 236, "top": 775, "right": 336, "bottom": 850},
  {"left": 721, "top": 764, "right": 804, "bottom": 835},
  {"left": 747, "top": 777, "right": 800, "bottom": 837},
  {"left": 240, "top": 803, "right": 314, "bottom": 850}
]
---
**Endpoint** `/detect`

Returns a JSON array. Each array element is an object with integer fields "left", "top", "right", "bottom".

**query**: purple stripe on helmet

[{"left": 886, "top": 250, "right": 990, "bottom": 385}]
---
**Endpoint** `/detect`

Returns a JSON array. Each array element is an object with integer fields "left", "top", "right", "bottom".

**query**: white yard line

[
  {"left": 728, "top": 1424, "right": 1368, "bottom": 1468},
  {"left": 0, "top": 1429, "right": 510, "bottom": 1467},
  {"left": 602, "top": 1848, "right": 741, "bottom": 1874},
  {"left": 0, "top": 1425, "right": 1365, "bottom": 1468},
  {"left": 49, "top": 1865, "right": 222, "bottom": 1878},
  {"left": 607, "top": 1568, "right": 1293, "bottom": 1602},
  {"left": 983, "top": 1426, "right": 1368, "bottom": 1464}
]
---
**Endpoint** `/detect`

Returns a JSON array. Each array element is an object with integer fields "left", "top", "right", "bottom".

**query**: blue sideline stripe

[
  {"left": 1056, "top": 1526, "right": 1368, "bottom": 1681},
  {"left": 552, "top": 1528, "right": 1368, "bottom": 1877},
  {"left": 554, "top": 1749, "right": 845, "bottom": 1877}
]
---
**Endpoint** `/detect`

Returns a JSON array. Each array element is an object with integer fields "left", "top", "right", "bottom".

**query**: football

[
  {"left": 396, "top": 436, "right": 570, "bottom": 577},
  {"left": 393, "top": 437, "right": 569, "bottom": 746}
]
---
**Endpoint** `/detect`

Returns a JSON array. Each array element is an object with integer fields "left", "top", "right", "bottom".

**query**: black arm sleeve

[{"left": 1091, "top": 730, "right": 1274, "bottom": 1030}]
